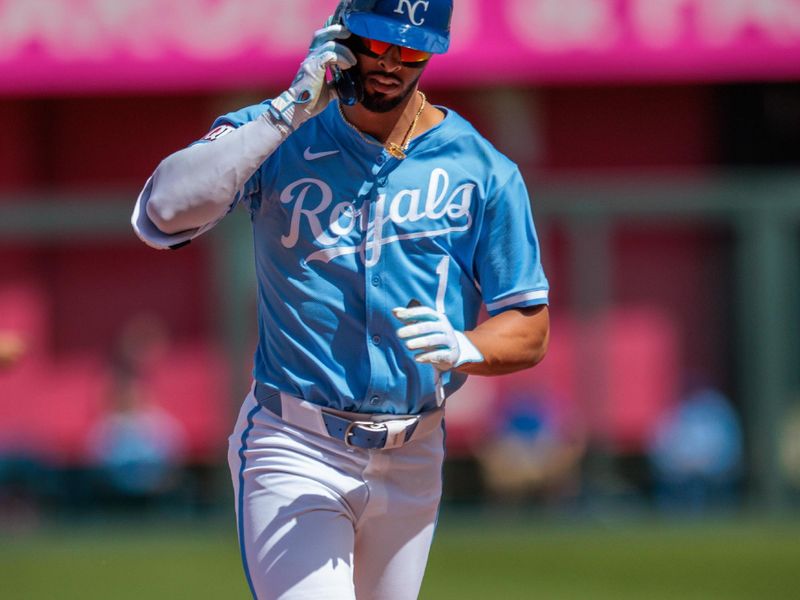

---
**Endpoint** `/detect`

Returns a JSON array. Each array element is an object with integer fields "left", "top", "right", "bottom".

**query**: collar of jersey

[{"left": 326, "top": 101, "right": 458, "bottom": 157}]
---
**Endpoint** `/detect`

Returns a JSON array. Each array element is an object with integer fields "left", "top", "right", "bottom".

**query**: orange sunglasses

[{"left": 353, "top": 35, "right": 432, "bottom": 66}]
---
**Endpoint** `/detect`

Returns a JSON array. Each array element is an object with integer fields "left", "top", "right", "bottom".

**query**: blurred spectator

[
  {"left": 86, "top": 315, "right": 187, "bottom": 504},
  {"left": 779, "top": 403, "right": 800, "bottom": 491},
  {"left": 647, "top": 386, "right": 743, "bottom": 513},
  {"left": 0, "top": 454, "right": 45, "bottom": 532},
  {"left": 0, "top": 331, "right": 25, "bottom": 370},
  {"left": 475, "top": 389, "right": 586, "bottom": 506}
]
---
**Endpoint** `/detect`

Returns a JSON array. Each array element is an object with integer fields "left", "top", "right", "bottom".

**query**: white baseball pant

[{"left": 228, "top": 390, "right": 445, "bottom": 600}]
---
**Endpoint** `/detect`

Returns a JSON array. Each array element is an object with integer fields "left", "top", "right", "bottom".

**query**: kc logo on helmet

[{"left": 394, "top": 0, "right": 429, "bottom": 26}]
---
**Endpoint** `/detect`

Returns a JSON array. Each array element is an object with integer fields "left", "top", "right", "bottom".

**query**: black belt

[{"left": 254, "top": 382, "right": 421, "bottom": 450}]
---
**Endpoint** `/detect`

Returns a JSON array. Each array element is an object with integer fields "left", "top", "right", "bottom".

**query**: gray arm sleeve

[{"left": 143, "top": 113, "right": 288, "bottom": 235}]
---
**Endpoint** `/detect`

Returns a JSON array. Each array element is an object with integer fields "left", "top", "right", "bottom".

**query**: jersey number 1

[{"left": 435, "top": 256, "right": 449, "bottom": 314}]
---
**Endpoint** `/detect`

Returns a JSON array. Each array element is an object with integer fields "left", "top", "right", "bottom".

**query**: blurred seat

[
  {"left": 446, "top": 307, "right": 679, "bottom": 456},
  {"left": 0, "top": 279, "right": 49, "bottom": 364},
  {"left": 0, "top": 279, "right": 231, "bottom": 466},
  {"left": 0, "top": 280, "right": 51, "bottom": 458}
]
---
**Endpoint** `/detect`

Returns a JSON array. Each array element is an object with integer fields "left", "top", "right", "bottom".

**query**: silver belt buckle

[{"left": 343, "top": 420, "right": 388, "bottom": 448}]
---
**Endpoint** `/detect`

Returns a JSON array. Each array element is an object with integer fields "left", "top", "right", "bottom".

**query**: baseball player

[{"left": 132, "top": 1, "right": 549, "bottom": 598}]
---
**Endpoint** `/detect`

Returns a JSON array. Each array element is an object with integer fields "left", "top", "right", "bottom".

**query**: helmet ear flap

[
  {"left": 349, "top": 0, "right": 380, "bottom": 11},
  {"left": 338, "top": 0, "right": 380, "bottom": 17},
  {"left": 330, "top": 9, "right": 365, "bottom": 107},
  {"left": 330, "top": 1, "right": 350, "bottom": 27},
  {"left": 333, "top": 37, "right": 364, "bottom": 107}
]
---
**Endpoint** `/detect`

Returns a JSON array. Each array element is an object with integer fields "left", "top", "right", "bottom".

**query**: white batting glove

[
  {"left": 266, "top": 24, "right": 356, "bottom": 132},
  {"left": 393, "top": 305, "right": 484, "bottom": 371}
]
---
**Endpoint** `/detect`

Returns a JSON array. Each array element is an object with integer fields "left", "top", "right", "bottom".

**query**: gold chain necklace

[{"left": 338, "top": 91, "right": 427, "bottom": 160}]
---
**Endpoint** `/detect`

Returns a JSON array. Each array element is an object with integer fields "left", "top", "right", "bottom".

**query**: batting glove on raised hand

[
  {"left": 265, "top": 24, "right": 356, "bottom": 132},
  {"left": 392, "top": 305, "right": 484, "bottom": 372}
]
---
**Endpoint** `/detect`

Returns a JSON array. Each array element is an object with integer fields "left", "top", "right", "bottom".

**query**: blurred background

[{"left": 2, "top": 1, "right": 800, "bottom": 598}]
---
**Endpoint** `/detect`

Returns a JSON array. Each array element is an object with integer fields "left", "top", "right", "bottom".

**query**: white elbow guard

[{"left": 132, "top": 176, "right": 226, "bottom": 250}]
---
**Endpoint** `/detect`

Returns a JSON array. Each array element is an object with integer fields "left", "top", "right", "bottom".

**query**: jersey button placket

[{"left": 362, "top": 169, "right": 392, "bottom": 412}]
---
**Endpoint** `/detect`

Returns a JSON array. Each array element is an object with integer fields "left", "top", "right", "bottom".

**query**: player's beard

[{"left": 361, "top": 70, "right": 424, "bottom": 113}]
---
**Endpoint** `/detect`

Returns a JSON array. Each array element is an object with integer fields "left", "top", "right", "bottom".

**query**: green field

[{"left": 2, "top": 513, "right": 799, "bottom": 599}]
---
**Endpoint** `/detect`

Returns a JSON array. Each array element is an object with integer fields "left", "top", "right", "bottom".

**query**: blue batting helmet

[{"left": 341, "top": 0, "right": 453, "bottom": 54}]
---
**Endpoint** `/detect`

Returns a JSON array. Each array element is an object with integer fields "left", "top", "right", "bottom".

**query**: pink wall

[{"left": 2, "top": 0, "right": 800, "bottom": 95}]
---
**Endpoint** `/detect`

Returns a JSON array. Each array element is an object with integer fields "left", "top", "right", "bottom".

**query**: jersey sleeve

[
  {"left": 204, "top": 103, "right": 274, "bottom": 206},
  {"left": 132, "top": 102, "right": 276, "bottom": 250},
  {"left": 474, "top": 168, "right": 549, "bottom": 316}
]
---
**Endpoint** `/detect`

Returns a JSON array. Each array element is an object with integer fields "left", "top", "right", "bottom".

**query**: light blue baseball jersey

[{"left": 213, "top": 100, "right": 548, "bottom": 415}]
